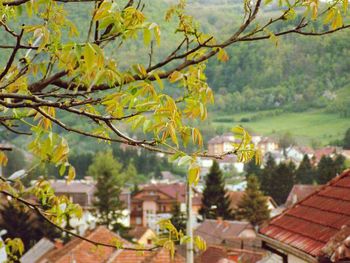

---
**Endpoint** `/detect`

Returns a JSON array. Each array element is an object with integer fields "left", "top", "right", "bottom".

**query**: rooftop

[
  {"left": 194, "top": 219, "right": 254, "bottom": 245},
  {"left": 260, "top": 169, "right": 350, "bottom": 259},
  {"left": 284, "top": 184, "right": 323, "bottom": 208},
  {"left": 134, "top": 183, "right": 202, "bottom": 205},
  {"left": 50, "top": 179, "right": 96, "bottom": 194},
  {"left": 38, "top": 226, "right": 128, "bottom": 262}
]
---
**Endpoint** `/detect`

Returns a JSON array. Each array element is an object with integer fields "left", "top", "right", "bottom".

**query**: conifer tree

[
  {"left": 87, "top": 151, "right": 125, "bottom": 231},
  {"left": 343, "top": 128, "right": 350, "bottom": 150},
  {"left": 199, "top": 161, "right": 233, "bottom": 220},
  {"left": 334, "top": 154, "right": 346, "bottom": 174},
  {"left": 296, "top": 154, "right": 314, "bottom": 184},
  {"left": 270, "top": 162, "right": 296, "bottom": 205},
  {"left": 235, "top": 175, "right": 270, "bottom": 226},
  {"left": 0, "top": 201, "right": 60, "bottom": 251},
  {"left": 317, "top": 155, "right": 335, "bottom": 184},
  {"left": 244, "top": 156, "right": 262, "bottom": 179},
  {"left": 259, "top": 154, "right": 276, "bottom": 196}
]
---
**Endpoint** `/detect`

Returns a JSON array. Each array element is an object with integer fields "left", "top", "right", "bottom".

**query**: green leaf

[
  {"left": 188, "top": 165, "right": 200, "bottom": 185},
  {"left": 143, "top": 28, "right": 152, "bottom": 45},
  {"left": 67, "top": 166, "right": 76, "bottom": 182},
  {"left": 168, "top": 71, "right": 183, "bottom": 83},
  {"left": 178, "top": 155, "right": 193, "bottom": 166},
  {"left": 217, "top": 48, "right": 229, "bottom": 62}
]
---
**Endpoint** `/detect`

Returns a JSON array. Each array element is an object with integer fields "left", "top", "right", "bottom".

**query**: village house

[
  {"left": 226, "top": 191, "right": 278, "bottom": 217},
  {"left": 259, "top": 169, "right": 350, "bottom": 263},
  {"left": 130, "top": 182, "right": 202, "bottom": 231},
  {"left": 23, "top": 226, "right": 185, "bottom": 263},
  {"left": 127, "top": 226, "right": 156, "bottom": 245},
  {"left": 194, "top": 219, "right": 256, "bottom": 245},
  {"left": 49, "top": 179, "right": 131, "bottom": 234},
  {"left": 284, "top": 184, "right": 322, "bottom": 208},
  {"left": 207, "top": 133, "right": 237, "bottom": 156},
  {"left": 257, "top": 137, "right": 279, "bottom": 156}
]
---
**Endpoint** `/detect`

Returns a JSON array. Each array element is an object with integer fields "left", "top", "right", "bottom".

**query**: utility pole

[{"left": 186, "top": 181, "right": 193, "bottom": 263}]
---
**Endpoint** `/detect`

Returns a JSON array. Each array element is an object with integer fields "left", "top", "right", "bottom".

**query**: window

[{"left": 136, "top": 217, "right": 142, "bottom": 225}]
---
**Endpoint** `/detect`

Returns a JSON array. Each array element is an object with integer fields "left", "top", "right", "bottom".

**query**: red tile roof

[
  {"left": 111, "top": 248, "right": 185, "bottom": 263},
  {"left": 313, "top": 147, "right": 338, "bottom": 162},
  {"left": 260, "top": 169, "right": 350, "bottom": 258},
  {"left": 194, "top": 219, "right": 254, "bottom": 245},
  {"left": 195, "top": 245, "right": 264, "bottom": 263},
  {"left": 38, "top": 226, "right": 130, "bottom": 263},
  {"left": 135, "top": 183, "right": 202, "bottom": 205},
  {"left": 285, "top": 184, "right": 323, "bottom": 208}
]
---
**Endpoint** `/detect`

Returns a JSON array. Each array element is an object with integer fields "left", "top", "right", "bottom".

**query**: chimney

[{"left": 54, "top": 239, "right": 64, "bottom": 249}]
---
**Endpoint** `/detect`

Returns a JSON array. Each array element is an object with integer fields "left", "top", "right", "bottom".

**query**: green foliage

[
  {"left": 1, "top": 148, "right": 27, "bottom": 178},
  {"left": 295, "top": 154, "right": 314, "bottom": 184},
  {"left": 316, "top": 155, "right": 336, "bottom": 184},
  {"left": 235, "top": 175, "right": 270, "bottom": 226},
  {"left": 258, "top": 155, "right": 295, "bottom": 205},
  {"left": 271, "top": 162, "right": 296, "bottom": 205},
  {"left": 0, "top": 201, "right": 60, "bottom": 253},
  {"left": 244, "top": 156, "right": 262, "bottom": 179},
  {"left": 199, "top": 161, "right": 233, "bottom": 220},
  {"left": 87, "top": 151, "right": 126, "bottom": 231},
  {"left": 343, "top": 128, "right": 350, "bottom": 149},
  {"left": 258, "top": 153, "right": 276, "bottom": 197},
  {"left": 316, "top": 154, "right": 346, "bottom": 184}
]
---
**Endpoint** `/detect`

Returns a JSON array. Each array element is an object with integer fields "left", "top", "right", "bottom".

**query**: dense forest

[{"left": 1, "top": 0, "right": 349, "bottom": 148}]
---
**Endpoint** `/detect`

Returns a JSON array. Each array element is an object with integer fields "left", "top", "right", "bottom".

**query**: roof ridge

[{"left": 266, "top": 169, "right": 350, "bottom": 223}]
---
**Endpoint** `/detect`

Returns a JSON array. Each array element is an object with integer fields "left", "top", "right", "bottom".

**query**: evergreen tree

[
  {"left": 343, "top": 128, "right": 350, "bottom": 150},
  {"left": 235, "top": 175, "right": 270, "bottom": 226},
  {"left": 270, "top": 162, "right": 296, "bottom": 205},
  {"left": 199, "top": 161, "right": 233, "bottom": 220},
  {"left": 317, "top": 155, "right": 335, "bottom": 184},
  {"left": 0, "top": 202, "right": 37, "bottom": 251},
  {"left": 259, "top": 154, "right": 276, "bottom": 196},
  {"left": 87, "top": 151, "right": 125, "bottom": 231},
  {"left": 334, "top": 154, "right": 346, "bottom": 174},
  {"left": 124, "top": 160, "right": 137, "bottom": 184},
  {"left": 170, "top": 201, "right": 186, "bottom": 235},
  {"left": 244, "top": 156, "right": 262, "bottom": 179},
  {"left": 295, "top": 154, "right": 314, "bottom": 184}
]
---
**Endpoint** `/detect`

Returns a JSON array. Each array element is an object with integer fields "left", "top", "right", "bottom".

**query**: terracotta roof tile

[
  {"left": 260, "top": 169, "right": 350, "bottom": 258},
  {"left": 285, "top": 184, "right": 323, "bottom": 208},
  {"left": 194, "top": 219, "right": 254, "bottom": 245},
  {"left": 39, "top": 226, "right": 129, "bottom": 263},
  {"left": 111, "top": 248, "right": 185, "bottom": 263}
]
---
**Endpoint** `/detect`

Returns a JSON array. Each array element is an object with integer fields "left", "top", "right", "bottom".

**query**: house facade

[{"left": 130, "top": 182, "right": 201, "bottom": 231}]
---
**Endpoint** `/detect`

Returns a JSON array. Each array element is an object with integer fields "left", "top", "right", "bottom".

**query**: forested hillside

[{"left": 1, "top": 0, "right": 349, "bottom": 147}]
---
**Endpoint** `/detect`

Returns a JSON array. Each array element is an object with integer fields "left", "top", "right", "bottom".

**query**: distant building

[
  {"left": 257, "top": 137, "right": 279, "bottom": 156},
  {"left": 195, "top": 245, "right": 265, "bottom": 263},
  {"left": 226, "top": 191, "right": 278, "bottom": 216},
  {"left": 312, "top": 146, "right": 340, "bottom": 163},
  {"left": 198, "top": 156, "right": 244, "bottom": 175},
  {"left": 49, "top": 179, "right": 131, "bottom": 234},
  {"left": 207, "top": 133, "right": 238, "bottom": 156},
  {"left": 284, "top": 184, "right": 322, "bottom": 208},
  {"left": 127, "top": 226, "right": 156, "bottom": 245},
  {"left": 259, "top": 169, "right": 350, "bottom": 263},
  {"left": 194, "top": 219, "right": 256, "bottom": 246},
  {"left": 32, "top": 226, "right": 184, "bottom": 263},
  {"left": 130, "top": 182, "right": 202, "bottom": 231}
]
